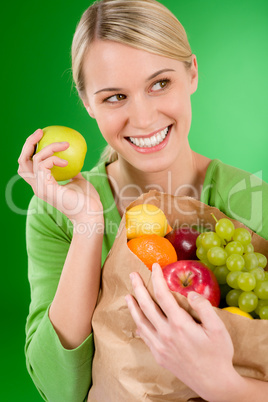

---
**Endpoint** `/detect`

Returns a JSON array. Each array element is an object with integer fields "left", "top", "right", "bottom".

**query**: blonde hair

[{"left": 71, "top": 0, "right": 193, "bottom": 163}]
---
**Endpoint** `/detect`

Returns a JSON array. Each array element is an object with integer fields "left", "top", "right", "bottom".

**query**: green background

[{"left": 2, "top": 0, "right": 268, "bottom": 400}]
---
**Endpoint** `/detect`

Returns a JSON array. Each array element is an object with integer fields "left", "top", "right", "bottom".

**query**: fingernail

[
  {"left": 34, "top": 129, "right": 43, "bottom": 136},
  {"left": 129, "top": 273, "right": 135, "bottom": 281},
  {"left": 188, "top": 292, "right": 200, "bottom": 301},
  {"left": 152, "top": 263, "right": 159, "bottom": 271}
]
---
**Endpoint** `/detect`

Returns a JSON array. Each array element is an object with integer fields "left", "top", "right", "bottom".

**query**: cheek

[
  {"left": 94, "top": 110, "right": 123, "bottom": 142},
  {"left": 166, "top": 92, "right": 192, "bottom": 138},
  {"left": 166, "top": 91, "right": 192, "bottom": 121}
]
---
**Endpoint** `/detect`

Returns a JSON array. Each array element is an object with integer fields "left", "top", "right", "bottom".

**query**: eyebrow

[
  {"left": 146, "top": 68, "right": 175, "bottom": 81},
  {"left": 94, "top": 68, "right": 175, "bottom": 95}
]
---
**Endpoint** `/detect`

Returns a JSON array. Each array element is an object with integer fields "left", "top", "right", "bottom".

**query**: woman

[{"left": 18, "top": 0, "right": 268, "bottom": 400}]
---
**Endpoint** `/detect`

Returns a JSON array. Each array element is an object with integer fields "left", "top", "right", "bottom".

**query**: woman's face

[{"left": 83, "top": 40, "right": 198, "bottom": 172}]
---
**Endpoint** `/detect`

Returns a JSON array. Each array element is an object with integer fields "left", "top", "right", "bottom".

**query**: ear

[
  {"left": 83, "top": 100, "right": 95, "bottom": 119},
  {"left": 190, "top": 54, "right": 198, "bottom": 95}
]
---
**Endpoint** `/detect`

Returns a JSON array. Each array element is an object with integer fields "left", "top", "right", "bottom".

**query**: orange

[
  {"left": 127, "top": 234, "right": 177, "bottom": 270},
  {"left": 126, "top": 204, "right": 168, "bottom": 239}
]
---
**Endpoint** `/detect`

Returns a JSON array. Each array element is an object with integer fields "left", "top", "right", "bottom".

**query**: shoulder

[
  {"left": 201, "top": 159, "right": 268, "bottom": 239},
  {"left": 202, "top": 159, "right": 267, "bottom": 193},
  {"left": 82, "top": 161, "right": 108, "bottom": 183},
  {"left": 81, "top": 161, "right": 118, "bottom": 214},
  {"left": 81, "top": 161, "right": 114, "bottom": 198},
  {"left": 203, "top": 159, "right": 262, "bottom": 183}
]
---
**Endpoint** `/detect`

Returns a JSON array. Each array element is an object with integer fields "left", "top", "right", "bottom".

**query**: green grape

[
  {"left": 259, "top": 306, "right": 268, "bottom": 320},
  {"left": 213, "top": 265, "right": 229, "bottom": 284},
  {"left": 237, "top": 272, "right": 256, "bottom": 292},
  {"left": 238, "top": 291, "right": 258, "bottom": 313},
  {"left": 264, "top": 272, "right": 268, "bottom": 281},
  {"left": 243, "top": 253, "right": 259, "bottom": 270},
  {"left": 254, "top": 253, "right": 267, "bottom": 269},
  {"left": 250, "top": 267, "right": 265, "bottom": 282},
  {"left": 196, "top": 233, "right": 205, "bottom": 248},
  {"left": 233, "top": 228, "right": 251, "bottom": 246},
  {"left": 207, "top": 246, "right": 227, "bottom": 266},
  {"left": 226, "top": 289, "right": 242, "bottom": 307},
  {"left": 255, "top": 299, "right": 268, "bottom": 316},
  {"left": 254, "top": 281, "right": 268, "bottom": 300},
  {"left": 215, "top": 218, "right": 235, "bottom": 241},
  {"left": 200, "top": 260, "right": 215, "bottom": 271},
  {"left": 226, "top": 271, "right": 241, "bottom": 289},
  {"left": 243, "top": 243, "right": 254, "bottom": 254},
  {"left": 225, "top": 241, "right": 244, "bottom": 256},
  {"left": 201, "top": 232, "right": 222, "bottom": 250},
  {"left": 226, "top": 254, "right": 245, "bottom": 272},
  {"left": 196, "top": 246, "right": 207, "bottom": 261}
]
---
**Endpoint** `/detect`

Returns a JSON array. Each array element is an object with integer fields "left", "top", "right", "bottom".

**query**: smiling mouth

[{"left": 128, "top": 126, "right": 170, "bottom": 148}]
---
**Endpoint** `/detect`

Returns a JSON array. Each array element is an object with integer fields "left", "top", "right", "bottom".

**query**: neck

[{"left": 107, "top": 147, "right": 211, "bottom": 216}]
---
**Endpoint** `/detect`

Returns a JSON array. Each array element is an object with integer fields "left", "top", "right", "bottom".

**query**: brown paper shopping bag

[{"left": 88, "top": 191, "right": 268, "bottom": 402}]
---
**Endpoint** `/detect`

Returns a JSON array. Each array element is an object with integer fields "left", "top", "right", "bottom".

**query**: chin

[
  {"left": 118, "top": 141, "right": 180, "bottom": 175},
  {"left": 132, "top": 156, "right": 175, "bottom": 174}
]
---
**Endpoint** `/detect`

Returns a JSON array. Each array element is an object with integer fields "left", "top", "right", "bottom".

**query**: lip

[{"left": 126, "top": 125, "right": 172, "bottom": 154}]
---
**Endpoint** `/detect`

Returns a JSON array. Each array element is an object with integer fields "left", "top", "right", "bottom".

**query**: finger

[
  {"left": 33, "top": 141, "right": 69, "bottom": 167},
  {"left": 129, "top": 272, "right": 167, "bottom": 331},
  {"left": 18, "top": 129, "right": 43, "bottom": 177},
  {"left": 34, "top": 156, "right": 67, "bottom": 198},
  {"left": 38, "top": 155, "right": 69, "bottom": 172},
  {"left": 18, "top": 129, "right": 43, "bottom": 167},
  {"left": 125, "top": 293, "right": 170, "bottom": 356},
  {"left": 151, "top": 263, "right": 193, "bottom": 323},
  {"left": 187, "top": 292, "right": 225, "bottom": 333},
  {"left": 36, "top": 156, "right": 69, "bottom": 188},
  {"left": 125, "top": 294, "right": 156, "bottom": 336}
]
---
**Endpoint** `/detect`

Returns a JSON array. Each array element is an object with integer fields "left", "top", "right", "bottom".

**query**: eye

[
  {"left": 151, "top": 79, "right": 170, "bottom": 92},
  {"left": 104, "top": 94, "right": 126, "bottom": 103}
]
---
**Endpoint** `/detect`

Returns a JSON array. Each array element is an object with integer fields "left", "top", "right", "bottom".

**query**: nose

[{"left": 128, "top": 94, "right": 157, "bottom": 130}]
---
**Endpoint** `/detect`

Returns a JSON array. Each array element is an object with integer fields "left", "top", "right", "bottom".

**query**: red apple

[
  {"left": 162, "top": 260, "right": 221, "bottom": 307},
  {"left": 165, "top": 227, "right": 200, "bottom": 260}
]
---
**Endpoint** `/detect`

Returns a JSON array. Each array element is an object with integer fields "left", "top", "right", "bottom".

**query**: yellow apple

[{"left": 36, "top": 125, "right": 87, "bottom": 181}]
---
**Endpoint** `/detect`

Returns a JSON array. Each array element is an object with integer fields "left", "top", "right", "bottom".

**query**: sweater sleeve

[{"left": 25, "top": 195, "right": 94, "bottom": 402}]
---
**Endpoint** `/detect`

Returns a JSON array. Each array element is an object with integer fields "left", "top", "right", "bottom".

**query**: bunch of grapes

[{"left": 196, "top": 215, "right": 268, "bottom": 319}]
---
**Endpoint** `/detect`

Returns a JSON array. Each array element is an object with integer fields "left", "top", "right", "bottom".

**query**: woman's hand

[
  {"left": 19, "top": 130, "right": 104, "bottom": 349},
  {"left": 125, "top": 263, "right": 244, "bottom": 402},
  {"left": 18, "top": 129, "right": 103, "bottom": 224}
]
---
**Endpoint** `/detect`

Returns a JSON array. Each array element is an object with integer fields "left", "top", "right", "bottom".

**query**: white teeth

[
  {"left": 139, "top": 138, "right": 145, "bottom": 147},
  {"left": 144, "top": 138, "right": 150, "bottom": 146},
  {"left": 129, "top": 127, "right": 169, "bottom": 148},
  {"left": 156, "top": 133, "right": 162, "bottom": 142},
  {"left": 151, "top": 136, "right": 157, "bottom": 146}
]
